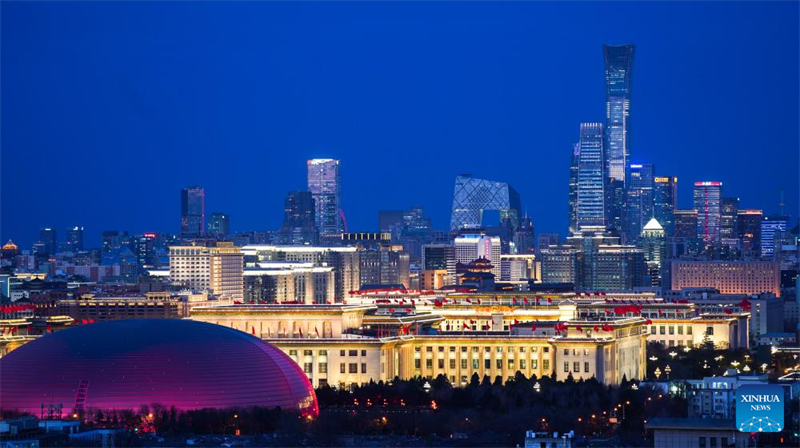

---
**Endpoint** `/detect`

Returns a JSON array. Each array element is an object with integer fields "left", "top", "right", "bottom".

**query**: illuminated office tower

[
  {"left": 38, "top": 227, "right": 57, "bottom": 254},
  {"left": 604, "top": 44, "right": 634, "bottom": 233},
  {"left": 624, "top": 163, "right": 654, "bottom": 243},
  {"left": 281, "top": 191, "right": 318, "bottom": 245},
  {"left": 169, "top": 243, "right": 244, "bottom": 300},
  {"left": 576, "top": 123, "right": 606, "bottom": 229},
  {"left": 640, "top": 218, "right": 665, "bottom": 287},
  {"left": 719, "top": 197, "right": 739, "bottom": 249},
  {"left": 208, "top": 212, "right": 230, "bottom": 237},
  {"left": 653, "top": 176, "right": 677, "bottom": 237},
  {"left": 181, "top": 186, "right": 205, "bottom": 238},
  {"left": 693, "top": 182, "right": 722, "bottom": 244},
  {"left": 568, "top": 142, "right": 580, "bottom": 233},
  {"left": 454, "top": 234, "right": 502, "bottom": 278},
  {"left": 102, "top": 231, "right": 129, "bottom": 254},
  {"left": 604, "top": 44, "right": 634, "bottom": 184},
  {"left": 65, "top": 226, "right": 84, "bottom": 252},
  {"left": 738, "top": 209, "right": 763, "bottom": 256},
  {"left": 450, "top": 175, "right": 521, "bottom": 231},
  {"left": 307, "top": 159, "right": 342, "bottom": 235},
  {"left": 761, "top": 215, "right": 788, "bottom": 258}
]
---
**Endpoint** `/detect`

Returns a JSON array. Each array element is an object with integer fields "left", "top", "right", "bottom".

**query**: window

[
  {"left": 361, "top": 350, "right": 367, "bottom": 356},
  {"left": 427, "top": 347, "right": 433, "bottom": 352},
  {"left": 340, "top": 363, "right": 346, "bottom": 374},
  {"left": 508, "top": 359, "right": 515, "bottom": 369},
  {"left": 688, "top": 326, "right": 693, "bottom": 335},
  {"left": 484, "top": 359, "right": 491, "bottom": 369},
  {"left": 573, "top": 349, "right": 578, "bottom": 356},
  {"left": 318, "top": 379, "right": 328, "bottom": 387},
  {"left": 461, "top": 360, "right": 467, "bottom": 369},
  {"left": 564, "top": 362, "right": 570, "bottom": 372},
  {"left": 678, "top": 326, "right": 683, "bottom": 335},
  {"left": 650, "top": 326, "right": 657, "bottom": 335},
  {"left": 532, "top": 359, "right": 538, "bottom": 369},
  {"left": 450, "top": 347, "right": 456, "bottom": 352},
  {"left": 415, "top": 359, "right": 421, "bottom": 369},
  {"left": 349, "top": 363, "right": 358, "bottom": 374},
  {"left": 520, "top": 347, "right": 526, "bottom": 353},
  {"left": 438, "top": 346, "right": 444, "bottom": 352},
  {"left": 583, "top": 349, "right": 589, "bottom": 355},
  {"left": 543, "top": 360, "right": 549, "bottom": 370},
  {"left": 361, "top": 363, "right": 367, "bottom": 374},
  {"left": 438, "top": 359, "right": 444, "bottom": 369},
  {"left": 496, "top": 359, "right": 503, "bottom": 369},
  {"left": 473, "top": 359, "right": 479, "bottom": 369},
  {"left": 584, "top": 362, "right": 590, "bottom": 373},
  {"left": 669, "top": 326, "right": 675, "bottom": 335},
  {"left": 699, "top": 437, "right": 707, "bottom": 448},
  {"left": 304, "top": 350, "right": 313, "bottom": 356},
  {"left": 340, "top": 350, "right": 346, "bottom": 356},
  {"left": 450, "top": 360, "right": 456, "bottom": 369},
  {"left": 706, "top": 327, "right": 714, "bottom": 336},
  {"left": 564, "top": 349, "right": 569, "bottom": 356},
  {"left": 426, "top": 359, "right": 433, "bottom": 368},
  {"left": 520, "top": 359, "right": 527, "bottom": 369},
  {"left": 349, "top": 350, "right": 358, "bottom": 356},
  {"left": 319, "top": 363, "right": 328, "bottom": 373},
  {"left": 574, "top": 362, "right": 580, "bottom": 372},
  {"left": 303, "top": 363, "right": 313, "bottom": 373},
  {"left": 543, "top": 347, "right": 549, "bottom": 353},
  {"left": 289, "top": 350, "right": 298, "bottom": 356},
  {"left": 660, "top": 326, "right": 666, "bottom": 335}
]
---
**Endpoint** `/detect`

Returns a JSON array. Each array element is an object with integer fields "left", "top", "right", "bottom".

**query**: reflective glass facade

[
  {"left": 693, "top": 182, "right": 722, "bottom": 244},
  {"left": 576, "top": 123, "right": 605, "bottom": 229},
  {"left": 307, "top": 159, "right": 342, "bottom": 235},
  {"left": 450, "top": 175, "right": 521, "bottom": 231}
]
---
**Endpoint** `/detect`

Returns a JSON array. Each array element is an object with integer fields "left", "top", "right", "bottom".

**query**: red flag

[
  {"left": 724, "top": 308, "right": 732, "bottom": 315},
  {"left": 299, "top": 327, "right": 304, "bottom": 337},
  {"left": 512, "top": 297, "right": 518, "bottom": 303},
  {"left": 523, "top": 298, "right": 529, "bottom": 304},
  {"left": 463, "top": 323, "right": 469, "bottom": 330},
  {"left": 389, "top": 308, "right": 395, "bottom": 313},
  {"left": 251, "top": 326, "right": 256, "bottom": 335},
  {"left": 645, "top": 319, "right": 653, "bottom": 325},
  {"left": 602, "top": 324, "right": 613, "bottom": 332},
  {"left": 547, "top": 297, "right": 552, "bottom": 303},
  {"left": 47, "top": 325, "right": 52, "bottom": 333},
  {"left": 593, "top": 326, "right": 600, "bottom": 332},
  {"left": 576, "top": 325, "right": 583, "bottom": 332},
  {"left": 514, "top": 319, "right": 520, "bottom": 324},
  {"left": 531, "top": 323, "right": 537, "bottom": 331},
  {"left": 81, "top": 319, "right": 88, "bottom": 325},
  {"left": 315, "top": 327, "right": 320, "bottom": 336},
  {"left": 477, "top": 298, "right": 481, "bottom": 304}
]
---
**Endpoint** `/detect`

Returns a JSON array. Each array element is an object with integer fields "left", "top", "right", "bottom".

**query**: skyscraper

[
  {"left": 738, "top": 209, "right": 763, "bottom": 256},
  {"left": 653, "top": 176, "right": 677, "bottom": 237},
  {"left": 603, "top": 44, "right": 634, "bottom": 184},
  {"left": 576, "top": 123, "right": 606, "bottom": 229},
  {"left": 181, "top": 186, "right": 205, "bottom": 238},
  {"left": 280, "top": 190, "right": 318, "bottom": 245},
  {"left": 450, "top": 175, "right": 521, "bottom": 231},
  {"left": 453, "top": 234, "right": 502, "bottom": 278},
  {"left": 102, "top": 230, "right": 129, "bottom": 254},
  {"left": 208, "top": 212, "right": 230, "bottom": 237},
  {"left": 307, "top": 159, "right": 342, "bottom": 235},
  {"left": 65, "top": 226, "right": 84, "bottom": 252},
  {"left": 693, "top": 182, "right": 722, "bottom": 244},
  {"left": 624, "top": 163, "right": 654, "bottom": 243},
  {"left": 38, "top": 227, "right": 57, "bottom": 254},
  {"left": 640, "top": 218, "right": 666, "bottom": 287},
  {"left": 719, "top": 197, "right": 739, "bottom": 248},
  {"left": 761, "top": 215, "right": 788, "bottom": 258},
  {"left": 568, "top": 142, "right": 580, "bottom": 233}
]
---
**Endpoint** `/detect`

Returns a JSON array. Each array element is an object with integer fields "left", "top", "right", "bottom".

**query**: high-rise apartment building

[
  {"left": 653, "top": 176, "right": 677, "bottom": 237},
  {"left": 169, "top": 242, "right": 244, "bottom": 300},
  {"left": 208, "top": 212, "right": 230, "bottom": 237},
  {"left": 307, "top": 159, "right": 342, "bottom": 235},
  {"left": 181, "top": 186, "right": 205, "bottom": 238},
  {"left": 624, "top": 163, "right": 654, "bottom": 243},
  {"left": 604, "top": 44, "right": 634, "bottom": 184},
  {"left": 576, "top": 123, "right": 606, "bottom": 229},
  {"left": 693, "top": 182, "right": 722, "bottom": 244},
  {"left": 737, "top": 209, "right": 763, "bottom": 256},
  {"left": 280, "top": 191, "right": 318, "bottom": 245}
]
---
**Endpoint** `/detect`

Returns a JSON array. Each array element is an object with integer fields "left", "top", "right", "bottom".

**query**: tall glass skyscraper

[
  {"left": 653, "top": 176, "right": 677, "bottom": 237},
  {"left": 603, "top": 44, "right": 634, "bottom": 184},
  {"left": 576, "top": 123, "right": 606, "bottom": 229},
  {"left": 307, "top": 159, "right": 342, "bottom": 235},
  {"left": 568, "top": 142, "right": 580, "bottom": 233},
  {"left": 761, "top": 215, "right": 788, "bottom": 258},
  {"left": 181, "top": 186, "right": 205, "bottom": 238},
  {"left": 624, "top": 163, "right": 654, "bottom": 243},
  {"left": 450, "top": 175, "right": 521, "bottom": 231},
  {"left": 693, "top": 181, "right": 722, "bottom": 244}
]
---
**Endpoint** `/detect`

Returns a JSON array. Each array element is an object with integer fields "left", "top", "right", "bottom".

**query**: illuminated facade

[
  {"left": 640, "top": 218, "right": 666, "bottom": 287},
  {"left": 169, "top": 242, "right": 244, "bottom": 300},
  {"left": 243, "top": 245, "right": 360, "bottom": 300},
  {"left": 307, "top": 159, "right": 342, "bottom": 235},
  {"left": 624, "top": 163, "right": 654, "bottom": 243},
  {"left": 243, "top": 265, "right": 335, "bottom": 304},
  {"left": 693, "top": 182, "right": 722, "bottom": 244},
  {"left": 653, "top": 176, "right": 677, "bottom": 237},
  {"left": 604, "top": 44, "right": 634, "bottom": 185},
  {"left": 737, "top": 209, "right": 763, "bottom": 256},
  {"left": 576, "top": 123, "right": 606, "bottom": 229},
  {"left": 669, "top": 260, "right": 780, "bottom": 296},
  {"left": 454, "top": 234, "right": 502, "bottom": 278},
  {"left": 180, "top": 186, "right": 205, "bottom": 238},
  {"left": 450, "top": 175, "right": 522, "bottom": 231}
]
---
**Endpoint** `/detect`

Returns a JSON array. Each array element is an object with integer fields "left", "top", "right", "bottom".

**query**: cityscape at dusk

[{"left": 1, "top": 1, "right": 799, "bottom": 448}]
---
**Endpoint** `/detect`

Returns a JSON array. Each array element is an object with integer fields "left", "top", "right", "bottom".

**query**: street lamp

[
  {"left": 649, "top": 356, "right": 658, "bottom": 362},
  {"left": 731, "top": 361, "right": 740, "bottom": 367},
  {"left": 669, "top": 351, "right": 677, "bottom": 359},
  {"left": 665, "top": 365, "right": 672, "bottom": 379},
  {"left": 654, "top": 367, "right": 662, "bottom": 380},
  {"left": 534, "top": 382, "right": 541, "bottom": 393},
  {"left": 742, "top": 365, "right": 751, "bottom": 372},
  {"left": 423, "top": 381, "right": 431, "bottom": 393},
  {"left": 761, "top": 363, "right": 769, "bottom": 372}
]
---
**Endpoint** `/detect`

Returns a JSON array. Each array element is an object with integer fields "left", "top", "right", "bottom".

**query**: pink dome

[{"left": 0, "top": 319, "right": 317, "bottom": 415}]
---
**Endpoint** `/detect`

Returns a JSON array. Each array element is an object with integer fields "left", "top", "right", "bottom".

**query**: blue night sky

[{"left": 2, "top": 1, "right": 798, "bottom": 248}]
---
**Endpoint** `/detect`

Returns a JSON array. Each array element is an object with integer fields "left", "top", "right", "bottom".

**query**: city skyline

[{"left": 2, "top": 1, "right": 799, "bottom": 248}]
